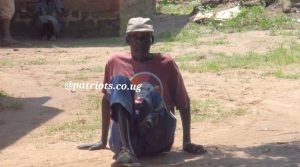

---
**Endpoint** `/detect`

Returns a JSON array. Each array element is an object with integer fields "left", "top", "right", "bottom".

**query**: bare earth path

[{"left": 1, "top": 16, "right": 300, "bottom": 167}]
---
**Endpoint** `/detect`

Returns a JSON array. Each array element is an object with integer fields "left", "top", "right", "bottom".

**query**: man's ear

[{"left": 151, "top": 35, "right": 155, "bottom": 44}]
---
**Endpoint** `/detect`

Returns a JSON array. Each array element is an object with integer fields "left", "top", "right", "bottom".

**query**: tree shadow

[
  {"left": 138, "top": 141, "right": 300, "bottom": 166},
  {"left": 0, "top": 96, "right": 63, "bottom": 151}
]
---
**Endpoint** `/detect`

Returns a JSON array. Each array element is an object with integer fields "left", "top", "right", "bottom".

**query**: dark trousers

[{"left": 108, "top": 75, "right": 176, "bottom": 156}]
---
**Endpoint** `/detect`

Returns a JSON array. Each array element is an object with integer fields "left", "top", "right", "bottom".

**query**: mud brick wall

[{"left": 12, "top": 0, "right": 156, "bottom": 37}]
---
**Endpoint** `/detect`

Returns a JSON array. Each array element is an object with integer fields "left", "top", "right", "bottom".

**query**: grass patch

[
  {"left": 158, "top": 23, "right": 206, "bottom": 42},
  {"left": 45, "top": 94, "right": 101, "bottom": 142},
  {"left": 60, "top": 56, "right": 91, "bottom": 65},
  {"left": 1, "top": 58, "right": 49, "bottom": 67},
  {"left": 151, "top": 43, "right": 173, "bottom": 52},
  {"left": 92, "top": 65, "right": 104, "bottom": 73},
  {"left": 54, "top": 70, "right": 70, "bottom": 75},
  {"left": 0, "top": 58, "right": 15, "bottom": 67},
  {"left": 273, "top": 70, "right": 300, "bottom": 79},
  {"left": 157, "top": 4, "right": 295, "bottom": 43},
  {"left": 0, "top": 90, "right": 23, "bottom": 110},
  {"left": 65, "top": 73, "right": 90, "bottom": 81},
  {"left": 158, "top": 0, "right": 201, "bottom": 15},
  {"left": 209, "top": 6, "right": 294, "bottom": 32},
  {"left": 191, "top": 99, "right": 247, "bottom": 122},
  {"left": 177, "top": 44, "right": 300, "bottom": 72},
  {"left": 46, "top": 118, "right": 100, "bottom": 142},
  {"left": 85, "top": 94, "right": 101, "bottom": 112},
  {"left": 174, "top": 53, "right": 206, "bottom": 61},
  {"left": 0, "top": 89, "right": 8, "bottom": 97},
  {"left": 26, "top": 58, "right": 48, "bottom": 65}
]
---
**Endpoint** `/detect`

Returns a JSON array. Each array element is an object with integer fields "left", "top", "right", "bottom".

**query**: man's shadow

[
  {"left": 136, "top": 142, "right": 300, "bottom": 167},
  {"left": 0, "top": 95, "right": 63, "bottom": 150},
  {"left": 138, "top": 150, "right": 203, "bottom": 166}
]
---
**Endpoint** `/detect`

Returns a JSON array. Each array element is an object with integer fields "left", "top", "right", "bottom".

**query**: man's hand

[
  {"left": 183, "top": 142, "right": 207, "bottom": 154},
  {"left": 77, "top": 140, "right": 107, "bottom": 151}
]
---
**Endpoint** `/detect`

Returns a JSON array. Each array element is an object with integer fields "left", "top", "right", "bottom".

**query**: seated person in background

[{"left": 33, "top": 0, "right": 64, "bottom": 41}]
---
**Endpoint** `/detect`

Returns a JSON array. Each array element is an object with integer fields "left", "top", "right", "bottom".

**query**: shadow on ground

[
  {"left": 0, "top": 96, "right": 63, "bottom": 150},
  {"left": 138, "top": 141, "right": 300, "bottom": 167}
]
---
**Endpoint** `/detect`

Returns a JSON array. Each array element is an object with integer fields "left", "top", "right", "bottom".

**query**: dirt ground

[{"left": 1, "top": 14, "right": 300, "bottom": 167}]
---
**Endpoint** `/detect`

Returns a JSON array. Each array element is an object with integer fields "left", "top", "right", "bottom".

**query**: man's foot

[
  {"left": 111, "top": 147, "right": 141, "bottom": 167},
  {"left": 183, "top": 143, "right": 207, "bottom": 154}
]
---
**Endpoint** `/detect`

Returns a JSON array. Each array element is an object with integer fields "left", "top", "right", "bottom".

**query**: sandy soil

[{"left": 0, "top": 14, "right": 300, "bottom": 167}]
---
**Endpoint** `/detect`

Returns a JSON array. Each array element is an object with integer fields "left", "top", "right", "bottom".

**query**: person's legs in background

[
  {"left": 41, "top": 22, "right": 55, "bottom": 41},
  {"left": 0, "top": 0, "right": 18, "bottom": 46}
]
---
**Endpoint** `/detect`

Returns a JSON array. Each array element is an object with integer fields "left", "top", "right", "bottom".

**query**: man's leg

[
  {"left": 1, "top": 19, "right": 18, "bottom": 45},
  {"left": 112, "top": 104, "right": 137, "bottom": 164},
  {"left": 0, "top": 0, "right": 18, "bottom": 46},
  {"left": 108, "top": 75, "right": 140, "bottom": 166},
  {"left": 47, "top": 22, "right": 56, "bottom": 41},
  {"left": 41, "top": 23, "right": 49, "bottom": 41}
]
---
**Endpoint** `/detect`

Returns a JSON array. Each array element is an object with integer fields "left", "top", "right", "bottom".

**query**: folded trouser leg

[{"left": 108, "top": 75, "right": 135, "bottom": 154}]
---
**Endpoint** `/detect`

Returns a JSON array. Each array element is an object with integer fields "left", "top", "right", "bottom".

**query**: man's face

[{"left": 127, "top": 32, "right": 152, "bottom": 62}]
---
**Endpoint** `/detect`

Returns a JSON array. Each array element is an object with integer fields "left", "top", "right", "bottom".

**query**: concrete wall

[{"left": 12, "top": 0, "right": 156, "bottom": 37}]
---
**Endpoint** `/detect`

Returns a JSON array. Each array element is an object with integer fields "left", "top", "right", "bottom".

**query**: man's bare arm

[
  {"left": 100, "top": 96, "right": 110, "bottom": 145},
  {"left": 179, "top": 105, "right": 207, "bottom": 154},
  {"left": 179, "top": 106, "right": 191, "bottom": 144}
]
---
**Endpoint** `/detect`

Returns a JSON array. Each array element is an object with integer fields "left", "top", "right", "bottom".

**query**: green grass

[
  {"left": 273, "top": 70, "right": 300, "bottom": 79},
  {"left": 269, "top": 30, "right": 300, "bottom": 38},
  {"left": 158, "top": 8, "right": 294, "bottom": 44},
  {"left": 92, "top": 65, "right": 104, "bottom": 73},
  {"left": 174, "top": 53, "right": 206, "bottom": 61},
  {"left": 157, "top": 4, "right": 296, "bottom": 43},
  {"left": 0, "top": 90, "right": 23, "bottom": 110},
  {"left": 0, "top": 58, "right": 15, "bottom": 67},
  {"left": 191, "top": 99, "right": 248, "bottom": 122},
  {"left": 158, "top": 0, "right": 201, "bottom": 15},
  {"left": 65, "top": 73, "right": 90, "bottom": 81},
  {"left": 84, "top": 94, "right": 101, "bottom": 112},
  {"left": 176, "top": 43, "right": 300, "bottom": 74},
  {"left": 0, "top": 89, "right": 8, "bottom": 97},
  {"left": 26, "top": 58, "right": 48, "bottom": 65},
  {"left": 46, "top": 118, "right": 101, "bottom": 142},
  {"left": 0, "top": 57, "right": 49, "bottom": 67},
  {"left": 54, "top": 70, "right": 70, "bottom": 75},
  {"left": 151, "top": 43, "right": 173, "bottom": 52},
  {"left": 216, "top": 6, "right": 294, "bottom": 32},
  {"left": 158, "top": 23, "right": 207, "bottom": 42},
  {"left": 45, "top": 94, "right": 101, "bottom": 142}
]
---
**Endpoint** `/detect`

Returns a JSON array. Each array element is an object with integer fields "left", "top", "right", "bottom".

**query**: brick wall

[{"left": 12, "top": 0, "right": 156, "bottom": 37}]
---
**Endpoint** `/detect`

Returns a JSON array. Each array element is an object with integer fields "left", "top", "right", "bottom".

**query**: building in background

[{"left": 12, "top": 0, "right": 156, "bottom": 37}]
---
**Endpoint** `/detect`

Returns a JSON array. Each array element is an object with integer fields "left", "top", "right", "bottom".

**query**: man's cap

[{"left": 126, "top": 17, "right": 154, "bottom": 34}]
